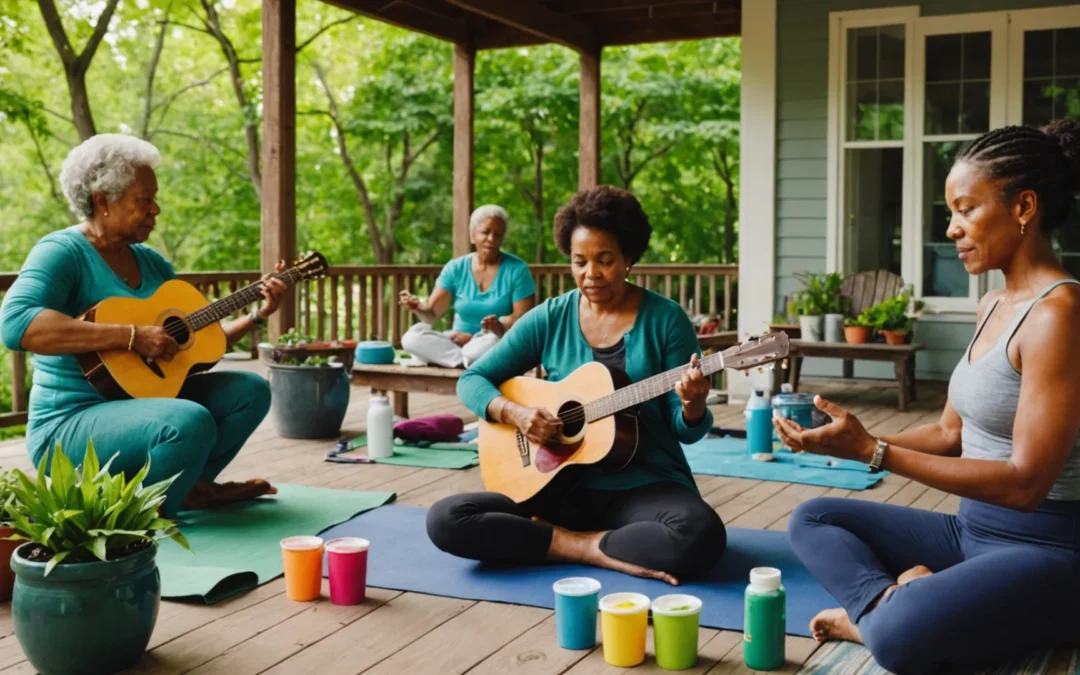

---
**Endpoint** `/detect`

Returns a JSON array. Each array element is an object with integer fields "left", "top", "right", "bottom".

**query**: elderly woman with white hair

[
  {"left": 399, "top": 204, "right": 535, "bottom": 368},
  {"left": 0, "top": 134, "right": 285, "bottom": 517}
]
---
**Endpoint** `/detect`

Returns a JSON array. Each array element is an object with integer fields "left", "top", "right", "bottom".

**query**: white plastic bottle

[{"left": 367, "top": 395, "right": 394, "bottom": 459}]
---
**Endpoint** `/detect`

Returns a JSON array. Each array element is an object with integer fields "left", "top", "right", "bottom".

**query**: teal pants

[{"left": 31, "top": 371, "right": 271, "bottom": 517}]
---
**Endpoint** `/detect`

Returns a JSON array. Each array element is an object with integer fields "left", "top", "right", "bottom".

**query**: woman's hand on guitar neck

[
  {"left": 508, "top": 403, "right": 562, "bottom": 446},
  {"left": 133, "top": 325, "right": 179, "bottom": 361}
]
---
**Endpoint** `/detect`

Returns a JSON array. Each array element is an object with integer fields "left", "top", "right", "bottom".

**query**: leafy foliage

[
  {"left": 791, "top": 272, "right": 847, "bottom": 316},
  {"left": 856, "top": 288, "right": 926, "bottom": 333},
  {"left": 3, "top": 440, "right": 189, "bottom": 575}
]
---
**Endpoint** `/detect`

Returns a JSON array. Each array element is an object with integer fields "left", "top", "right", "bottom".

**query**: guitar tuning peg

[
  {"left": 743, "top": 370, "right": 749, "bottom": 377},
  {"left": 757, "top": 367, "right": 764, "bottom": 374},
  {"left": 781, "top": 359, "right": 789, "bottom": 370}
]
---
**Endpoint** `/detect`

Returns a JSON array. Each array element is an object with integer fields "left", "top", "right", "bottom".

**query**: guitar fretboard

[
  {"left": 583, "top": 350, "right": 726, "bottom": 422},
  {"left": 187, "top": 267, "right": 304, "bottom": 331}
]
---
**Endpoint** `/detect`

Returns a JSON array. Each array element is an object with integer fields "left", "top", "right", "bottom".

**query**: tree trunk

[{"left": 533, "top": 143, "right": 544, "bottom": 264}]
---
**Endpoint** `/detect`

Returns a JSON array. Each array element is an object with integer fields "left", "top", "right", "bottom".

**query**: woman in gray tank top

[{"left": 779, "top": 120, "right": 1080, "bottom": 674}]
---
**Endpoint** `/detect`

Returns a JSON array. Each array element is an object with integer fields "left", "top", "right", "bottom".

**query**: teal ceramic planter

[
  {"left": 267, "top": 362, "right": 351, "bottom": 438},
  {"left": 11, "top": 542, "right": 160, "bottom": 675}
]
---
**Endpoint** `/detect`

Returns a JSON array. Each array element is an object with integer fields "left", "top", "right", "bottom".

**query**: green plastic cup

[{"left": 651, "top": 594, "right": 703, "bottom": 670}]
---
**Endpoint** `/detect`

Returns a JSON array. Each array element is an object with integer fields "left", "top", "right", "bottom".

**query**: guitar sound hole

[
  {"left": 557, "top": 401, "right": 585, "bottom": 438},
  {"left": 162, "top": 316, "right": 191, "bottom": 345}
]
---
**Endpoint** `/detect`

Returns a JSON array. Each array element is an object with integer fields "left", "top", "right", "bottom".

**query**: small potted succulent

[
  {"left": 259, "top": 328, "right": 354, "bottom": 439},
  {"left": 5, "top": 441, "right": 189, "bottom": 675}
]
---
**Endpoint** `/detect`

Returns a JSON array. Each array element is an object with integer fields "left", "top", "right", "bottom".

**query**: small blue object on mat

[
  {"left": 683, "top": 435, "right": 886, "bottom": 490},
  {"left": 319, "top": 504, "right": 836, "bottom": 638}
]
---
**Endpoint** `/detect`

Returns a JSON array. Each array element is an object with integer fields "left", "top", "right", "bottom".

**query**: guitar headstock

[
  {"left": 721, "top": 331, "right": 790, "bottom": 373},
  {"left": 292, "top": 251, "right": 329, "bottom": 280}
]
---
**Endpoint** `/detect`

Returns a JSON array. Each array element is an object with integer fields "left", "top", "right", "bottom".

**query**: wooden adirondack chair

[{"left": 840, "top": 269, "right": 906, "bottom": 317}]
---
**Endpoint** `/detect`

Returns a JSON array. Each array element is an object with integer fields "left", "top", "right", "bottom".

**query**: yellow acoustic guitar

[
  {"left": 478, "top": 331, "right": 790, "bottom": 503},
  {"left": 74, "top": 252, "right": 328, "bottom": 400}
]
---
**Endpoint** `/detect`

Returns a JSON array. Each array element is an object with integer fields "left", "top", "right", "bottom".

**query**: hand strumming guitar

[
  {"left": 133, "top": 325, "right": 178, "bottom": 361},
  {"left": 508, "top": 403, "right": 562, "bottom": 446}
]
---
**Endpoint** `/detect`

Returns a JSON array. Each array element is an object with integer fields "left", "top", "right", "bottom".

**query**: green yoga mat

[
  {"left": 338, "top": 435, "right": 479, "bottom": 469},
  {"left": 156, "top": 484, "right": 395, "bottom": 604}
]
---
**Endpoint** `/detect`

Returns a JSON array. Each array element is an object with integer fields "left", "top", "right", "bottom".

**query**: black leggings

[{"left": 426, "top": 481, "right": 727, "bottom": 579}]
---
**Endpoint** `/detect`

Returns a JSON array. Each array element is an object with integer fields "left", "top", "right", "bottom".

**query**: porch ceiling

[{"left": 319, "top": 0, "right": 741, "bottom": 52}]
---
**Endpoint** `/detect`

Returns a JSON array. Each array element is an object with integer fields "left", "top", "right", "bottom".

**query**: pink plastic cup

[{"left": 326, "top": 537, "right": 370, "bottom": 605}]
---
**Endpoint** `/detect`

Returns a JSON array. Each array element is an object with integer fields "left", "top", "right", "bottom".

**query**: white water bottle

[{"left": 367, "top": 395, "right": 394, "bottom": 459}]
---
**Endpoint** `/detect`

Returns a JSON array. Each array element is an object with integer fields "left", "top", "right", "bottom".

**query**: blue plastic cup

[{"left": 553, "top": 577, "right": 601, "bottom": 649}]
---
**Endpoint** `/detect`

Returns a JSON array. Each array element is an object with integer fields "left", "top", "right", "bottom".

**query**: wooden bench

[
  {"left": 786, "top": 341, "right": 925, "bottom": 412},
  {"left": 351, "top": 331, "right": 740, "bottom": 418}
]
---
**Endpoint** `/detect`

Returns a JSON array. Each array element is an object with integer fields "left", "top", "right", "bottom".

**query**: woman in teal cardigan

[{"left": 427, "top": 186, "right": 726, "bottom": 584}]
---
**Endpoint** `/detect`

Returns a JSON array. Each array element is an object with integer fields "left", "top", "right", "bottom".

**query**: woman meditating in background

[
  {"left": 399, "top": 204, "right": 535, "bottom": 368},
  {"left": 0, "top": 134, "right": 283, "bottom": 517},
  {"left": 426, "top": 186, "right": 726, "bottom": 584},
  {"left": 780, "top": 120, "right": 1080, "bottom": 674}
]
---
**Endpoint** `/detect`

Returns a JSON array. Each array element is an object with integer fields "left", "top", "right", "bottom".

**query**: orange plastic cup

[{"left": 281, "top": 536, "right": 324, "bottom": 601}]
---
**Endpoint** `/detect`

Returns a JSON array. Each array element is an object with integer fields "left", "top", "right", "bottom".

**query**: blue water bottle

[{"left": 745, "top": 388, "right": 773, "bottom": 457}]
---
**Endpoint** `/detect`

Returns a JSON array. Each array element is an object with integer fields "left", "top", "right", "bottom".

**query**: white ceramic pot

[
  {"left": 799, "top": 315, "right": 823, "bottom": 342},
  {"left": 824, "top": 313, "right": 845, "bottom": 343}
]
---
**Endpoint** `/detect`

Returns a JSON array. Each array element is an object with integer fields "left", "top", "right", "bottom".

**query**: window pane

[
  {"left": 845, "top": 148, "right": 903, "bottom": 277},
  {"left": 1023, "top": 29, "right": 1080, "bottom": 127},
  {"left": 846, "top": 25, "right": 905, "bottom": 141},
  {"left": 924, "top": 32, "right": 991, "bottom": 135},
  {"left": 922, "top": 142, "right": 968, "bottom": 297}
]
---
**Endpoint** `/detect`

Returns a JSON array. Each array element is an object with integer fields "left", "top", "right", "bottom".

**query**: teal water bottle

[
  {"left": 745, "top": 389, "right": 773, "bottom": 456},
  {"left": 744, "top": 567, "right": 786, "bottom": 670}
]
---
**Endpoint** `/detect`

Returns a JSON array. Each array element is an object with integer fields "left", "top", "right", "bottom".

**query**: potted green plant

[
  {"left": 868, "top": 289, "right": 925, "bottom": 345},
  {"left": 5, "top": 441, "right": 188, "bottom": 675},
  {"left": 259, "top": 328, "right": 353, "bottom": 439},
  {"left": 0, "top": 469, "right": 23, "bottom": 602},
  {"left": 843, "top": 310, "right": 875, "bottom": 344},
  {"left": 820, "top": 272, "right": 848, "bottom": 343},
  {"left": 792, "top": 272, "right": 828, "bottom": 341}
]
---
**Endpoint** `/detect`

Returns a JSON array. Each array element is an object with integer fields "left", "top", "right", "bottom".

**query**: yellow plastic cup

[
  {"left": 599, "top": 592, "right": 650, "bottom": 667},
  {"left": 281, "top": 536, "right": 324, "bottom": 601}
]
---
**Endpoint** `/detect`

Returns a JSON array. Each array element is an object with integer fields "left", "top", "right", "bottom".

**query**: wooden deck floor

[{"left": 0, "top": 370, "right": 1054, "bottom": 675}]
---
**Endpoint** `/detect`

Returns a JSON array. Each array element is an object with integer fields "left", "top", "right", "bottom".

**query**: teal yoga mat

[
  {"left": 157, "top": 484, "right": 395, "bottom": 604},
  {"left": 683, "top": 436, "right": 886, "bottom": 490},
  {"left": 337, "top": 434, "right": 479, "bottom": 469}
]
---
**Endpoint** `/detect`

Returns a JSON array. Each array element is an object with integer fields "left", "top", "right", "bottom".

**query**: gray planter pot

[
  {"left": 824, "top": 313, "right": 845, "bottom": 343},
  {"left": 267, "top": 362, "right": 350, "bottom": 439},
  {"left": 798, "top": 315, "right": 823, "bottom": 342}
]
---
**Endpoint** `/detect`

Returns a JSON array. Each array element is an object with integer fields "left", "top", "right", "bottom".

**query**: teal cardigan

[{"left": 458, "top": 288, "right": 712, "bottom": 493}]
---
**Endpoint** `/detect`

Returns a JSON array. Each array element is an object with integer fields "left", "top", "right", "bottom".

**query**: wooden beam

[
  {"left": 442, "top": 0, "right": 597, "bottom": 52},
  {"left": 261, "top": 0, "right": 297, "bottom": 341},
  {"left": 546, "top": 0, "right": 737, "bottom": 13},
  {"left": 596, "top": 15, "right": 739, "bottom": 46},
  {"left": 322, "top": 0, "right": 471, "bottom": 43},
  {"left": 453, "top": 43, "right": 475, "bottom": 259},
  {"left": 578, "top": 49, "right": 601, "bottom": 190}
]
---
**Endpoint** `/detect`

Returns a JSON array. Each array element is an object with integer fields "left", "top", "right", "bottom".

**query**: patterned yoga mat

[{"left": 796, "top": 641, "right": 1079, "bottom": 675}]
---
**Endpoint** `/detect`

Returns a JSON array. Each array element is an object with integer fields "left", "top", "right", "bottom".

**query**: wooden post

[
  {"left": 453, "top": 43, "right": 475, "bottom": 259},
  {"left": 579, "top": 49, "right": 601, "bottom": 190},
  {"left": 261, "top": 0, "right": 297, "bottom": 342}
]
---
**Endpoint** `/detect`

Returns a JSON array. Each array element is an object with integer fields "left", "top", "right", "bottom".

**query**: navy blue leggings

[{"left": 789, "top": 497, "right": 1080, "bottom": 674}]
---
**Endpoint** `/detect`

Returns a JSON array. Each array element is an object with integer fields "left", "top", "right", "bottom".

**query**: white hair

[
  {"left": 59, "top": 134, "right": 162, "bottom": 219},
  {"left": 469, "top": 204, "right": 509, "bottom": 233}
]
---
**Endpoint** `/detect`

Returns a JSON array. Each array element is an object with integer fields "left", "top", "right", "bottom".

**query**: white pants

[{"left": 400, "top": 323, "right": 500, "bottom": 369}]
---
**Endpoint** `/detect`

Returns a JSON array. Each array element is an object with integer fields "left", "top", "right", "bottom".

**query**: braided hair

[{"left": 954, "top": 119, "right": 1080, "bottom": 232}]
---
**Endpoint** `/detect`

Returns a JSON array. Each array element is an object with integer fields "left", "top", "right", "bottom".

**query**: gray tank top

[{"left": 949, "top": 278, "right": 1080, "bottom": 501}]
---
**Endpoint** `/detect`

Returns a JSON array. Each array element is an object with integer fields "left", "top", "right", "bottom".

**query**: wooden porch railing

[{"left": 0, "top": 264, "right": 736, "bottom": 428}]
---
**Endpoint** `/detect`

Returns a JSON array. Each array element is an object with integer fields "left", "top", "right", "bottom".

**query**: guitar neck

[
  {"left": 582, "top": 349, "right": 727, "bottom": 423},
  {"left": 187, "top": 267, "right": 304, "bottom": 331}
]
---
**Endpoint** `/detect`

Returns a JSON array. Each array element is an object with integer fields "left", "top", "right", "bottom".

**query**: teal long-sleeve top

[
  {"left": 0, "top": 226, "right": 176, "bottom": 454},
  {"left": 458, "top": 288, "right": 713, "bottom": 493}
]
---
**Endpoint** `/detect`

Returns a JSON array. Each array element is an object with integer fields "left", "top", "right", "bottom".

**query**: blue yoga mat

[
  {"left": 319, "top": 504, "right": 835, "bottom": 637},
  {"left": 683, "top": 436, "right": 886, "bottom": 490}
]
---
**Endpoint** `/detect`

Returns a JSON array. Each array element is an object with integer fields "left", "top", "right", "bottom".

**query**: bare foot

[
  {"left": 180, "top": 479, "right": 277, "bottom": 510},
  {"left": 810, "top": 608, "right": 863, "bottom": 644},
  {"left": 897, "top": 564, "right": 933, "bottom": 586},
  {"left": 547, "top": 527, "right": 680, "bottom": 585}
]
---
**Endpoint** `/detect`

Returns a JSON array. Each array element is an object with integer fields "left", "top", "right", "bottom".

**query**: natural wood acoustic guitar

[
  {"left": 478, "top": 331, "right": 790, "bottom": 503},
  {"left": 74, "top": 252, "right": 329, "bottom": 400}
]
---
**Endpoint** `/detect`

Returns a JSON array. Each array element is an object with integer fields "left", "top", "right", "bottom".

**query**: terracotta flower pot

[
  {"left": 843, "top": 326, "right": 871, "bottom": 344},
  {"left": 0, "top": 525, "right": 18, "bottom": 602},
  {"left": 882, "top": 329, "right": 908, "bottom": 345}
]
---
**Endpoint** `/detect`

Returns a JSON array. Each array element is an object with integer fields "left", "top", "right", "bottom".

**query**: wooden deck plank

[
  {"left": 263, "top": 593, "right": 474, "bottom": 675},
  {"left": 704, "top": 635, "right": 822, "bottom": 674},
  {"left": 359, "top": 601, "right": 551, "bottom": 675},
  {"left": 466, "top": 615, "right": 596, "bottom": 675}
]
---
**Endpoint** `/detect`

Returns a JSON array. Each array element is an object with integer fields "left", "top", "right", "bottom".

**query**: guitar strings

[{"left": 158, "top": 268, "right": 301, "bottom": 340}]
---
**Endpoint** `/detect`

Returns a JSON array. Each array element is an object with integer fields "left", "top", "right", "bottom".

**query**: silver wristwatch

[{"left": 868, "top": 438, "right": 887, "bottom": 473}]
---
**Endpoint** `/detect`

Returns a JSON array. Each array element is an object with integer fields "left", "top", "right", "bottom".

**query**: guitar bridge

[{"left": 515, "top": 430, "right": 530, "bottom": 467}]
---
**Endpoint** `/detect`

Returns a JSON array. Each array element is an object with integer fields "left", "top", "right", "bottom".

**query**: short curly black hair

[{"left": 553, "top": 185, "right": 652, "bottom": 265}]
